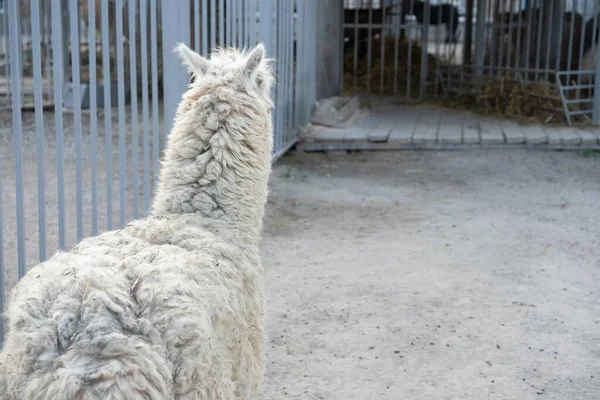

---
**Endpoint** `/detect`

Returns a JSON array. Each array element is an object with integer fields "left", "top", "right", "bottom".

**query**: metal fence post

[
  {"left": 474, "top": 0, "right": 486, "bottom": 75},
  {"left": 593, "top": 34, "right": 600, "bottom": 124},
  {"left": 161, "top": 0, "right": 191, "bottom": 137},
  {"left": 258, "top": 0, "right": 273, "bottom": 56},
  {"left": 419, "top": 0, "right": 431, "bottom": 99}
]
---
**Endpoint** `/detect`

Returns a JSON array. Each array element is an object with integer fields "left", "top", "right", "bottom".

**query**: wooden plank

[
  {"left": 367, "top": 113, "right": 395, "bottom": 142},
  {"left": 311, "top": 127, "right": 345, "bottom": 142},
  {"left": 543, "top": 127, "right": 563, "bottom": 145},
  {"left": 521, "top": 124, "right": 548, "bottom": 144},
  {"left": 463, "top": 121, "right": 480, "bottom": 144},
  {"left": 557, "top": 127, "right": 582, "bottom": 145},
  {"left": 386, "top": 107, "right": 419, "bottom": 144},
  {"left": 389, "top": 119, "right": 417, "bottom": 144},
  {"left": 438, "top": 116, "right": 463, "bottom": 144},
  {"left": 479, "top": 118, "right": 505, "bottom": 145},
  {"left": 500, "top": 120, "right": 526, "bottom": 144},
  {"left": 412, "top": 114, "right": 439, "bottom": 145},
  {"left": 578, "top": 128, "right": 600, "bottom": 145},
  {"left": 343, "top": 114, "right": 380, "bottom": 142}
]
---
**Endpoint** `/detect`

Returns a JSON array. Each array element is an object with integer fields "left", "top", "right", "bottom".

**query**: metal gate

[{"left": 0, "top": 0, "right": 318, "bottom": 343}]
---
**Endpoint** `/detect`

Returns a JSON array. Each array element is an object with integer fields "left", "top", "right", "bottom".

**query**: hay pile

[
  {"left": 436, "top": 73, "right": 592, "bottom": 125},
  {"left": 437, "top": 75, "right": 564, "bottom": 123},
  {"left": 343, "top": 37, "right": 439, "bottom": 98}
]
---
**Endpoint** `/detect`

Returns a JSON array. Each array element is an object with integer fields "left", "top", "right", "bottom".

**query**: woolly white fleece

[{"left": 0, "top": 43, "right": 274, "bottom": 400}]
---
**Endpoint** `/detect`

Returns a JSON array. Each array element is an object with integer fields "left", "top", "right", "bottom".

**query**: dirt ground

[
  {"left": 258, "top": 149, "right": 600, "bottom": 400},
  {"left": 1, "top": 112, "right": 600, "bottom": 398}
]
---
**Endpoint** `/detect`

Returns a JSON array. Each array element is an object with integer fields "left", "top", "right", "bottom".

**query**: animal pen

[
  {"left": 1, "top": 0, "right": 600, "bottom": 345},
  {"left": 342, "top": 0, "right": 600, "bottom": 125}
]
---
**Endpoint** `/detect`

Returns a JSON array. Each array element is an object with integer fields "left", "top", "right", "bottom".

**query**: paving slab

[
  {"left": 543, "top": 127, "right": 563, "bottom": 145},
  {"left": 580, "top": 127, "right": 600, "bottom": 145},
  {"left": 413, "top": 114, "right": 439, "bottom": 145},
  {"left": 463, "top": 121, "right": 480, "bottom": 144},
  {"left": 557, "top": 127, "right": 582, "bottom": 145},
  {"left": 438, "top": 117, "right": 463, "bottom": 144},
  {"left": 520, "top": 124, "right": 548, "bottom": 144},
  {"left": 479, "top": 118, "right": 505, "bottom": 145},
  {"left": 500, "top": 120, "right": 526, "bottom": 144}
]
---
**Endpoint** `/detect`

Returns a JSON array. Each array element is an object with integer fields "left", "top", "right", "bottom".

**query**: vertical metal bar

[
  {"left": 495, "top": 0, "right": 504, "bottom": 76},
  {"left": 593, "top": 3, "right": 600, "bottom": 123},
  {"left": 195, "top": 0, "right": 200, "bottom": 51},
  {"left": 393, "top": 7, "right": 399, "bottom": 95},
  {"left": 202, "top": 0, "right": 209, "bottom": 54},
  {"left": 420, "top": 0, "right": 431, "bottom": 97},
  {"left": 464, "top": 0, "right": 474, "bottom": 64},
  {"left": 406, "top": 0, "right": 415, "bottom": 97},
  {"left": 88, "top": 0, "right": 99, "bottom": 236},
  {"left": 219, "top": 0, "right": 225, "bottom": 46},
  {"left": 524, "top": 0, "right": 534, "bottom": 78},
  {"left": 211, "top": 0, "right": 216, "bottom": 49},
  {"left": 8, "top": 0, "right": 26, "bottom": 276},
  {"left": 294, "top": 0, "right": 304, "bottom": 126},
  {"left": 248, "top": 0, "right": 256, "bottom": 45},
  {"left": 161, "top": 0, "right": 191, "bottom": 139},
  {"left": 226, "top": 0, "right": 232, "bottom": 45},
  {"left": 115, "top": 0, "right": 127, "bottom": 226},
  {"left": 128, "top": 0, "right": 139, "bottom": 220},
  {"left": 379, "top": 3, "right": 386, "bottom": 95},
  {"left": 287, "top": 0, "right": 293, "bottom": 141},
  {"left": 534, "top": 0, "right": 544, "bottom": 81},
  {"left": 61, "top": 0, "right": 70, "bottom": 89},
  {"left": 102, "top": 0, "right": 113, "bottom": 231},
  {"left": 244, "top": 0, "right": 248, "bottom": 45},
  {"left": 259, "top": 0, "right": 273, "bottom": 55},
  {"left": 353, "top": 8, "right": 358, "bottom": 93},
  {"left": 233, "top": 0, "right": 238, "bottom": 47},
  {"left": 282, "top": 0, "right": 288, "bottom": 144},
  {"left": 151, "top": 0, "right": 160, "bottom": 192},
  {"left": 554, "top": 0, "right": 564, "bottom": 72},
  {"left": 31, "top": 0, "right": 47, "bottom": 260},
  {"left": 236, "top": 0, "right": 244, "bottom": 47},
  {"left": 69, "top": 0, "right": 85, "bottom": 241},
  {"left": 475, "top": 0, "right": 487, "bottom": 74},
  {"left": 566, "top": 1, "right": 576, "bottom": 74},
  {"left": 576, "top": 3, "right": 587, "bottom": 89},
  {"left": 515, "top": 0, "right": 523, "bottom": 69},
  {"left": 51, "top": 0, "right": 67, "bottom": 249},
  {"left": 366, "top": 4, "right": 372, "bottom": 95},
  {"left": 140, "top": 0, "right": 151, "bottom": 213},
  {"left": 544, "top": 0, "right": 554, "bottom": 81},
  {"left": 0, "top": 156, "right": 4, "bottom": 343}
]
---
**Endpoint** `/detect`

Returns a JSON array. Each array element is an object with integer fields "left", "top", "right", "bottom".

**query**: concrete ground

[
  {"left": 1, "top": 109, "right": 600, "bottom": 399},
  {"left": 258, "top": 149, "right": 600, "bottom": 400}
]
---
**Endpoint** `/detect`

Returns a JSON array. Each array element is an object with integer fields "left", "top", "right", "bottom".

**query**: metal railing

[
  {"left": 342, "top": 0, "right": 600, "bottom": 125},
  {"left": 0, "top": 0, "right": 318, "bottom": 345}
]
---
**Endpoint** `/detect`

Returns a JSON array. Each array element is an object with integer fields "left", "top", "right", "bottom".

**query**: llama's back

[
  {"left": 0, "top": 215, "right": 265, "bottom": 400},
  {"left": 0, "top": 230, "right": 173, "bottom": 399}
]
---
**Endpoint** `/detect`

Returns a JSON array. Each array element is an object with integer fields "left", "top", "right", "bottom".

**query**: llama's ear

[
  {"left": 244, "top": 43, "right": 265, "bottom": 79},
  {"left": 175, "top": 42, "right": 209, "bottom": 76}
]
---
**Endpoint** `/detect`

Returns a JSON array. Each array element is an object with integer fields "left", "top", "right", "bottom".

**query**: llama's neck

[{"left": 150, "top": 92, "right": 272, "bottom": 242}]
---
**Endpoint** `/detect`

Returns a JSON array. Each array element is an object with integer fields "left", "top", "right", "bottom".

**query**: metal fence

[
  {"left": 342, "top": 0, "right": 600, "bottom": 125},
  {"left": 0, "top": 0, "right": 317, "bottom": 343}
]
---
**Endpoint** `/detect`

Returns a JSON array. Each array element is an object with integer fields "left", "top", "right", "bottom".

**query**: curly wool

[{"left": 0, "top": 43, "right": 274, "bottom": 400}]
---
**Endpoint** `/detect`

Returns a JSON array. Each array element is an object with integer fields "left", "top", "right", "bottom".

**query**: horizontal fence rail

[{"left": 0, "top": 0, "right": 318, "bottom": 346}]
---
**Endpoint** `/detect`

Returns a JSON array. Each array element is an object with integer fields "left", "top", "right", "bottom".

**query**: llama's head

[
  {"left": 173, "top": 42, "right": 274, "bottom": 162},
  {"left": 175, "top": 41, "right": 274, "bottom": 111}
]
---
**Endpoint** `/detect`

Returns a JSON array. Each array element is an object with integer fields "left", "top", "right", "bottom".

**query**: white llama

[{"left": 0, "top": 42, "right": 274, "bottom": 399}]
